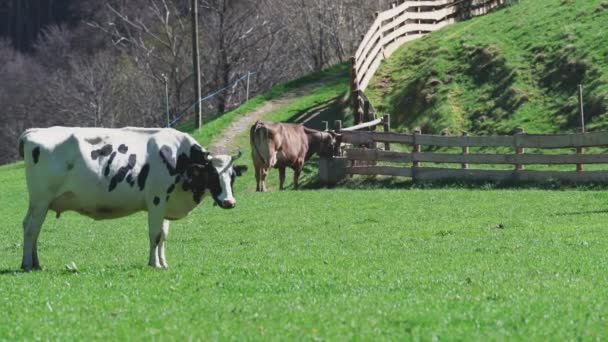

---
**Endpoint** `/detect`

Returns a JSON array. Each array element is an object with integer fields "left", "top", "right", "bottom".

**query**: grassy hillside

[{"left": 367, "top": 0, "right": 608, "bottom": 135}]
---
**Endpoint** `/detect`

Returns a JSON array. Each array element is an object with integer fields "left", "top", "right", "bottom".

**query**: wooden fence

[
  {"left": 349, "top": 0, "right": 505, "bottom": 122},
  {"left": 319, "top": 127, "right": 608, "bottom": 184}
]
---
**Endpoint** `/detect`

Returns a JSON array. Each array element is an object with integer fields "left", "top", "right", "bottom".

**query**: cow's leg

[
  {"left": 293, "top": 169, "right": 301, "bottom": 190},
  {"left": 278, "top": 167, "right": 286, "bottom": 190},
  {"left": 147, "top": 211, "right": 166, "bottom": 268},
  {"left": 255, "top": 166, "right": 261, "bottom": 192},
  {"left": 293, "top": 163, "right": 304, "bottom": 190},
  {"left": 260, "top": 167, "right": 269, "bottom": 192},
  {"left": 21, "top": 202, "right": 48, "bottom": 271},
  {"left": 156, "top": 220, "right": 170, "bottom": 268}
]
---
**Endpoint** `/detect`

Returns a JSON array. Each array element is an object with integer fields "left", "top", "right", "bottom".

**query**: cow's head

[
  {"left": 319, "top": 131, "right": 339, "bottom": 157},
  {"left": 184, "top": 150, "right": 247, "bottom": 209}
]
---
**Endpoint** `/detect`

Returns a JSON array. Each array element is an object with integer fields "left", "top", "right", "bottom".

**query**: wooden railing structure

[
  {"left": 350, "top": 0, "right": 505, "bottom": 122},
  {"left": 319, "top": 128, "right": 608, "bottom": 184}
]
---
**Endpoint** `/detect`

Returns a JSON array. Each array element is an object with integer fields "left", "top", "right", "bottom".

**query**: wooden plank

[
  {"left": 414, "top": 167, "right": 608, "bottom": 183},
  {"left": 415, "top": 134, "right": 514, "bottom": 147},
  {"left": 342, "top": 118, "right": 383, "bottom": 132},
  {"left": 413, "top": 152, "right": 608, "bottom": 165},
  {"left": 346, "top": 148, "right": 413, "bottom": 163},
  {"left": 384, "top": 34, "right": 424, "bottom": 57},
  {"left": 341, "top": 131, "right": 414, "bottom": 145},
  {"left": 382, "top": 23, "right": 443, "bottom": 44},
  {"left": 516, "top": 170, "right": 608, "bottom": 183},
  {"left": 359, "top": 53, "right": 383, "bottom": 91},
  {"left": 355, "top": 20, "right": 382, "bottom": 60},
  {"left": 414, "top": 167, "right": 513, "bottom": 182},
  {"left": 516, "top": 131, "right": 608, "bottom": 148},
  {"left": 346, "top": 166, "right": 413, "bottom": 177},
  {"left": 339, "top": 131, "right": 608, "bottom": 149}
]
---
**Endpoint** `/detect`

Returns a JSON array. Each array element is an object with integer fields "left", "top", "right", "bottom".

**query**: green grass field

[{"left": 2, "top": 158, "right": 608, "bottom": 339}]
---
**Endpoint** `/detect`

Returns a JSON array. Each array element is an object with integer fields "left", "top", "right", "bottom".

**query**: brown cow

[{"left": 250, "top": 121, "right": 336, "bottom": 192}]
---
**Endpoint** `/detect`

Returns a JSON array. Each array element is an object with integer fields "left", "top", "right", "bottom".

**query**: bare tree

[{"left": 87, "top": 0, "right": 193, "bottom": 123}]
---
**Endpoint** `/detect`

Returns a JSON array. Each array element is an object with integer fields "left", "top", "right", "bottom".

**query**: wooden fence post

[
  {"left": 322, "top": 121, "right": 328, "bottom": 132},
  {"left": 576, "top": 146, "right": 585, "bottom": 172},
  {"left": 514, "top": 127, "right": 525, "bottom": 171},
  {"left": 334, "top": 120, "right": 342, "bottom": 133},
  {"left": 462, "top": 131, "right": 469, "bottom": 169},
  {"left": 350, "top": 56, "right": 359, "bottom": 120},
  {"left": 413, "top": 127, "right": 421, "bottom": 168},
  {"left": 383, "top": 114, "right": 391, "bottom": 151},
  {"left": 363, "top": 100, "right": 371, "bottom": 127},
  {"left": 353, "top": 89, "right": 361, "bottom": 125}
]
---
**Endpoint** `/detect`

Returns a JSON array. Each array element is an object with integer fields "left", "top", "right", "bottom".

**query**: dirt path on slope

[{"left": 208, "top": 83, "right": 320, "bottom": 155}]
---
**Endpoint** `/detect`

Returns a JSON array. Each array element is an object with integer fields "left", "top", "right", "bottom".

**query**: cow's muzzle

[{"left": 219, "top": 199, "right": 236, "bottom": 209}]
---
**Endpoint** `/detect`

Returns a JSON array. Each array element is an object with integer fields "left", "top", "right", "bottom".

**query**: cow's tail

[{"left": 250, "top": 121, "right": 272, "bottom": 167}]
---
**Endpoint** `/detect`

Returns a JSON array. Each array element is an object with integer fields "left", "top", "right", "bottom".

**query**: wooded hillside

[{"left": 0, "top": 0, "right": 391, "bottom": 164}]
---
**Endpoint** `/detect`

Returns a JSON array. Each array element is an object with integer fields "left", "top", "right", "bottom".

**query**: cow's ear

[
  {"left": 234, "top": 165, "right": 248, "bottom": 176},
  {"left": 190, "top": 145, "right": 212, "bottom": 165}
]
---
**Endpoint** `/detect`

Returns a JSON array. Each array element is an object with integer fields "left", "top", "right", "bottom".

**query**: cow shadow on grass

[
  {"left": 0, "top": 263, "right": 147, "bottom": 276},
  {"left": 0, "top": 269, "right": 22, "bottom": 275},
  {"left": 311, "top": 176, "right": 608, "bottom": 191}
]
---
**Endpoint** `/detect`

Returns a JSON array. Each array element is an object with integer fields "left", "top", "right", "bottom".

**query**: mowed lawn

[{"left": 1, "top": 162, "right": 608, "bottom": 340}]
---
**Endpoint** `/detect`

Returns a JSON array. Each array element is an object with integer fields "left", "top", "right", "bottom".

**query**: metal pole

[
  {"left": 246, "top": 71, "right": 250, "bottom": 102},
  {"left": 577, "top": 84, "right": 585, "bottom": 172},
  {"left": 579, "top": 84, "right": 585, "bottom": 133},
  {"left": 163, "top": 74, "right": 170, "bottom": 127},
  {"left": 191, "top": 0, "right": 202, "bottom": 130}
]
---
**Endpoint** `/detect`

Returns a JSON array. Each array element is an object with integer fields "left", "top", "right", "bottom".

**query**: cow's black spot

[
  {"left": 91, "top": 144, "right": 113, "bottom": 160},
  {"left": 153, "top": 196, "right": 160, "bottom": 206},
  {"left": 126, "top": 174, "right": 135, "bottom": 187},
  {"left": 108, "top": 154, "right": 137, "bottom": 192},
  {"left": 66, "top": 163, "right": 74, "bottom": 171},
  {"left": 159, "top": 145, "right": 177, "bottom": 175},
  {"left": 175, "top": 153, "right": 191, "bottom": 175},
  {"left": 118, "top": 144, "right": 128, "bottom": 154},
  {"left": 104, "top": 152, "right": 117, "bottom": 177},
  {"left": 32, "top": 147, "right": 40, "bottom": 164},
  {"left": 138, "top": 164, "right": 150, "bottom": 191},
  {"left": 167, "top": 184, "right": 175, "bottom": 194}
]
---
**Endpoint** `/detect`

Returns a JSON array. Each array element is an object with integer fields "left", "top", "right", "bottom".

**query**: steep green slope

[{"left": 367, "top": 0, "right": 608, "bottom": 135}]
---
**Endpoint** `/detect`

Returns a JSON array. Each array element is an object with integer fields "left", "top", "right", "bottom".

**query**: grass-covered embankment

[{"left": 368, "top": 0, "right": 608, "bottom": 135}]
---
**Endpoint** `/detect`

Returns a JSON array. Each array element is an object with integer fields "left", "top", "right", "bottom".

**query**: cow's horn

[{"left": 231, "top": 149, "right": 243, "bottom": 161}]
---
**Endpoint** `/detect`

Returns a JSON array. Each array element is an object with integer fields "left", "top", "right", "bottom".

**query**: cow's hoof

[
  {"left": 148, "top": 262, "right": 163, "bottom": 269},
  {"left": 21, "top": 265, "right": 41, "bottom": 272}
]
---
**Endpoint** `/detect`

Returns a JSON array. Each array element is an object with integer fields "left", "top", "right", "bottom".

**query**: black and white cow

[{"left": 18, "top": 127, "right": 247, "bottom": 271}]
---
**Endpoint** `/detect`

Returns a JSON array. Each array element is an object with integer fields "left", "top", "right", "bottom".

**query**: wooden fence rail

[
  {"left": 340, "top": 130, "right": 608, "bottom": 149},
  {"left": 319, "top": 129, "right": 608, "bottom": 185}
]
